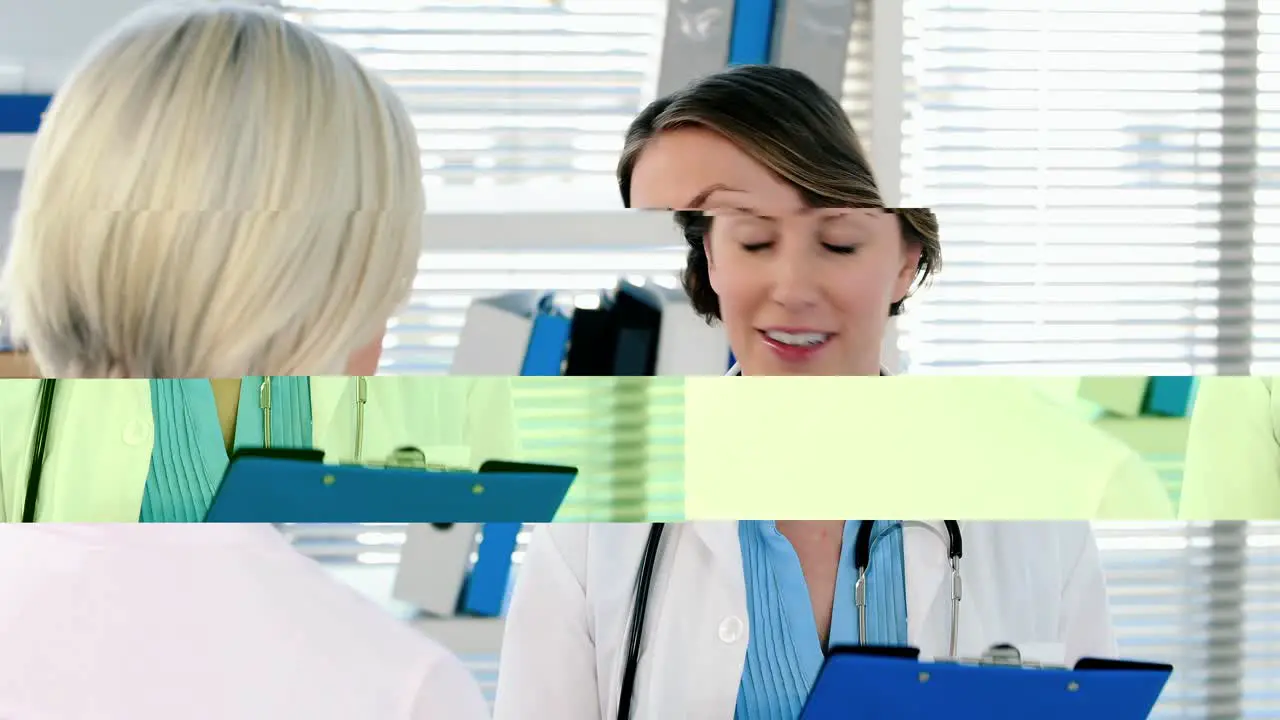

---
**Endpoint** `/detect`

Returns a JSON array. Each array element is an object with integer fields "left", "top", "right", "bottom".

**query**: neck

[{"left": 775, "top": 519, "right": 845, "bottom": 539}]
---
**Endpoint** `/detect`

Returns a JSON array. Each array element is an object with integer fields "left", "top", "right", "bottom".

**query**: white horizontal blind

[
  {"left": 280, "top": 4, "right": 686, "bottom": 526},
  {"left": 887, "top": 1, "right": 1241, "bottom": 375},
  {"left": 281, "top": 0, "right": 668, "bottom": 212},
  {"left": 1095, "top": 521, "right": 1280, "bottom": 720},
  {"left": 1253, "top": 0, "right": 1280, "bottom": 372},
  {"left": 508, "top": 377, "right": 686, "bottom": 522},
  {"left": 841, "top": 0, "right": 874, "bottom": 151},
  {"left": 280, "top": 2, "right": 676, "bottom": 376}
]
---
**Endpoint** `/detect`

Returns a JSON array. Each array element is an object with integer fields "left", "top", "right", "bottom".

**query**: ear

[
  {"left": 344, "top": 333, "right": 386, "bottom": 375},
  {"left": 703, "top": 242, "right": 723, "bottom": 296},
  {"left": 893, "top": 242, "right": 924, "bottom": 305}
]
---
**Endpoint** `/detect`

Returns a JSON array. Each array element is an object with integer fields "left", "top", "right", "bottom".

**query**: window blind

[
  {"left": 279, "top": 4, "right": 684, "bottom": 535},
  {"left": 281, "top": 0, "right": 680, "bottom": 376},
  {"left": 1096, "top": 521, "right": 1280, "bottom": 720},
  {"left": 882, "top": 0, "right": 1249, "bottom": 375},
  {"left": 1254, "top": 0, "right": 1280, "bottom": 372},
  {"left": 280, "top": 0, "right": 668, "bottom": 213},
  {"left": 841, "top": 0, "right": 874, "bottom": 151}
]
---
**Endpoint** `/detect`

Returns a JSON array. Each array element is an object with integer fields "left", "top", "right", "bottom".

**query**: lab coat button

[{"left": 718, "top": 616, "right": 744, "bottom": 644}]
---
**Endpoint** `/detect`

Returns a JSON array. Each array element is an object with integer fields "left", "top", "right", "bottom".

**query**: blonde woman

[
  {"left": 0, "top": 6, "right": 488, "bottom": 720},
  {"left": 0, "top": 1, "right": 524, "bottom": 525},
  {"left": 2, "top": 1, "right": 422, "bottom": 378}
]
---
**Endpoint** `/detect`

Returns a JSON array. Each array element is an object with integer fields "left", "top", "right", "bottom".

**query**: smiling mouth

[{"left": 759, "top": 329, "right": 833, "bottom": 347}]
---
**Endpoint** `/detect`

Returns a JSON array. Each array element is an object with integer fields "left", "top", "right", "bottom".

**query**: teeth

[{"left": 765, "top": 330, "right": 829, "bottom": 347}]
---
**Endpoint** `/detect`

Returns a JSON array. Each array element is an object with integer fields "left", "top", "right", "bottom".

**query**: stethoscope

[
  {"left": 19, "top": 377, "right": 372, "bottom": 523},
  {"left": 259, "top": 377, "right": 369, "bottom": 459},
  {"left": 616, "top": 520, "right": 964, "bottom": 720}
]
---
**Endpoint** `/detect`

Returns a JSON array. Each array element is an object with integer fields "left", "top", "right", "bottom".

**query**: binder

[
  {"left": 801, "top": 645, "right": 1172, "bottom": 720},
  {"left": 1143, "top": 376, "right": 1194, "bottom": 418},
  {"left": 0, "top": 94, "right": 51, "bottom": 133},
  {"left": 612, "top": 280, "right": 662, "bottom": 376},
  {"left": 520, "top": 298, "right": 571, "bottom": 376},
  {"left": 204, "top": 450, "right": 577, "bottom": 524},
  {"left": 458, "top": 462, "right": 574, "bottom": 617},
  {"left": 451, "top": 290, "right": 543, "bottom": 375},
  {"left": 564, "top": 280, "right": 662, "bottom": 376},
  {"left": 458, "top": 521, "right": 522, "bottom": 617},
  {"left": 391, "top": 522, "right": 479, "bottom": 616}
]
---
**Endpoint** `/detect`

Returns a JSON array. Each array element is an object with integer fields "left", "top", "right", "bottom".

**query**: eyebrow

[{"left": 684, "top": 184, "right": 744, "bottom": 209}]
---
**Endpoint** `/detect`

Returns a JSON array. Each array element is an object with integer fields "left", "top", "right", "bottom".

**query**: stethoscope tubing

[{"left": 617, "top": 520, "right": 963, "bottom": 720}]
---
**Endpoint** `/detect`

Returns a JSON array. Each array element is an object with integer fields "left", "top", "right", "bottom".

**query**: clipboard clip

[
  {"left": 353, "top": 446, "right": 470, "bottom": 473},
  {"left": 933, "top": 644, "right": 1067, "bottom": 670},
  {"left": 229, "top": 446, "right": 471, "bottom": 473}
]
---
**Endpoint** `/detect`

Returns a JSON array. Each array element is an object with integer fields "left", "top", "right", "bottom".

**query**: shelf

[{"left": 0, "top": 133, "right": 33, "bottom": 171}]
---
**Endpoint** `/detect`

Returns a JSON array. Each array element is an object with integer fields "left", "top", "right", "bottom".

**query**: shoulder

[
  {"left": 964, "top": 521, "right": 1094, "bottom": 564},
  {"left": 529, "top": 522, "right": 672, "bottom": 586},
  {"left": 532, "top": 521, "right": 651, "bottom": 557},
  {"left": 1194, "top": 375, "right": 1274, "bottom": 400},
  {"left": 407, "top": 635, "right": 490, "bottom": 720}
]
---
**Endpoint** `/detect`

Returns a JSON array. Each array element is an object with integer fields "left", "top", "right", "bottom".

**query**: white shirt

[{"left": 0, "top": 524, "right": 490, "bottom": 720}]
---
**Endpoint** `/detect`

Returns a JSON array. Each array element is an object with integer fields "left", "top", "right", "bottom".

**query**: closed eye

[{"left": 823, "top": 244, "right": 857, "bottom": 255}]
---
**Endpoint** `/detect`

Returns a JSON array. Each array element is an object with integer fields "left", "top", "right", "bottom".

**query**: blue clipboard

[
  {"left": 801, "top": 646, "right": 1172, "bottom": 720},
  {"left": 204, "top": 450, "right": 577, "bottom": 523}
]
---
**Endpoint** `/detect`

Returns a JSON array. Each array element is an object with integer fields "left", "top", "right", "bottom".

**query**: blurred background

[{"left": 1, "top": 0, "right": 1277, "bottom": 717}]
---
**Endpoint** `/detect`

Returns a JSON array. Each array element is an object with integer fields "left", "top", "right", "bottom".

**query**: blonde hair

[{"left": 2, "top": 2, "right": 424, "bottom": 377}]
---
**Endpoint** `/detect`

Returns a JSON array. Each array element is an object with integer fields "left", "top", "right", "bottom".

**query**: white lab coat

[
  {"left": 494, "top": 521, "right": 1117, "bottom": 719},
  {"left": 0, "top": 524, "right": 491, "bottom": 720}
]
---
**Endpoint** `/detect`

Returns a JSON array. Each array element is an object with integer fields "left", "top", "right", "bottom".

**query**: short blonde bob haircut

[{"left": 2, "top": 2, "right": 424, "bottom": 377}]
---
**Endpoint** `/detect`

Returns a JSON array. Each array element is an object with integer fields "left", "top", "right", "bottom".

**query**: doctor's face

[{"left": 628, "top": 128, "right": 920, "bottom": 376}]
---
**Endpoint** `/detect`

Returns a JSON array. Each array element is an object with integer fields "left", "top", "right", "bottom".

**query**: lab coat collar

[
  {"left": 687, "top": 520, "right": 976, "bottom": 658},
  {"left": 687, "top": 522, "right": 747, "bottom": 595},
  {"left": 310, "top": 377, "right": 346, "bottom": 435}
]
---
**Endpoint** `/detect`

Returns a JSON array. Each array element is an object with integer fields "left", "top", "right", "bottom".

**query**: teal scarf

[{"left": 139, "top": 377, "right": 313, "bottom": 522}]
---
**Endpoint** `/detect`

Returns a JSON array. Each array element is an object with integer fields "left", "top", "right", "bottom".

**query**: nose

[{"left": 768, "top": 244, "right": 821, "bottom": 311}]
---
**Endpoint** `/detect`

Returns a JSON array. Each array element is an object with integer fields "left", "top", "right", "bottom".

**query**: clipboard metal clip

[
  {"left": 934, "top": 644, "right": 1067, "bottom": 671},
  {"left": 350, "top": 446, "right": 470, "bottom": 473}
]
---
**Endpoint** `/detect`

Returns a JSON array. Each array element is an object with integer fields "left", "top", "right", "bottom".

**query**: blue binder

[
  {"left": 204, "top": 451, "right": 577, "bottom": 523},
  {"left": 1143, "top": 376, "right": 1194, "bottom": 417},
  {"left": 521, "top": 297, "right": 571, "bottom": 376},
  {"left": 459, "top": 521, "right": 522, "bottom": 617},
  {"left": 0, "top": 94, "right": 52, "bottom": 133},
  {"left": 801, "top": 646, "right": 1172, "bottom": 720}
]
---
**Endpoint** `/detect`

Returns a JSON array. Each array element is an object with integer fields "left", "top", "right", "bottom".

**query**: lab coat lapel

[
  {"left": 688, "top": 521, "right": 746, "bottom": 595},
  {"left": 903, "top": 521, "right": 986, "bottom": 659},
  {"left": 308, "top": 377, "right": 352, "bottom": 460}
]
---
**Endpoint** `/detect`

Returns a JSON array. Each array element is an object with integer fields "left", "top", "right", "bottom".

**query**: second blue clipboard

[
  {"left": 801, "top": 648, "right": 1172, "bottom": 720},
  {"left": 204, "top": 455, "right": 577, "bottom": 523}
]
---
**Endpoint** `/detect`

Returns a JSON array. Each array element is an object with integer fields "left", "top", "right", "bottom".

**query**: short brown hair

[{"left": 617, "top": 64, "right": 939, "bottom": 323}]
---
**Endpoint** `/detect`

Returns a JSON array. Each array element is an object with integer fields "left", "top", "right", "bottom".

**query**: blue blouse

[
  {"left": 139, "top": 377, "right": 313, "bottom": 522},
  {"left": 736, "top": 521, "right": 908, "bottom": 720}
]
